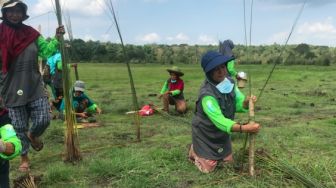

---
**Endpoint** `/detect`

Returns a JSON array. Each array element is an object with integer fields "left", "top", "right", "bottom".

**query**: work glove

[{"left": 0, "top": 139, "right": 6, "bottom": 153}]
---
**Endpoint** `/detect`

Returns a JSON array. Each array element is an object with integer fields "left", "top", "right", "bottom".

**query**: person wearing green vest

[
  {"left": 60, "top": 80, "right": 102, "bottom": 123},
  {"left": 188, "top": 51, "right": 261, "bottom": 173},
  {"left": 0, "top": 109, "right": 22, "bottom": 188},
  {"left": 72, "top": 80, "right": 102, "bottom": 123}
]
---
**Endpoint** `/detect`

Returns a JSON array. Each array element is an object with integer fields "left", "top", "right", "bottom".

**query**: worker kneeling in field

[
  {"left": 158, "top": 66, "right": 187, "bottom": 114},
  {"left": 188, "top": 51, "right": 261, "bottom": 173},
  {"left": 0, "top": 108, "right": 22, "bottom": 188},
  {"left": 60, "top": 80, "right": 102, "bottom": 123}
]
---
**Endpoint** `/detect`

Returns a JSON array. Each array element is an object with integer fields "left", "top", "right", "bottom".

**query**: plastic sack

[{"left": 139, "top": 105, "right": 154, "bottom": 116}]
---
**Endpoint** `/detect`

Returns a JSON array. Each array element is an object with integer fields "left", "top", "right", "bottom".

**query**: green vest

[{"left": 192, "top": 80, "right": 236, "bottom": 160}]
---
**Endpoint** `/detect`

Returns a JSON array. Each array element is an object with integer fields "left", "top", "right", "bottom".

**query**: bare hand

[
  {"left": 71, "top": 63, "right": 78, "bottom": 68},
  {"left": 243, "top": 95, "right": 257, "bottom": 108},
  {"left": 242, "top": 122, "right": 261, "bottom": 133},
  {"left": 55, "top": 25, "right": 65, "bottom": 38},
  {"left": 247, "top": 95, "right": 257, "bottom": 103},
  {"left": 79, "top": 112, "right": 88, "bottom": 118},
  {"left": 97, "top": 108, "right": 102, "bottom": 115}
]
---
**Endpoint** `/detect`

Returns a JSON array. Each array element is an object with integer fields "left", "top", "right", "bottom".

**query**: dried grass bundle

[{"left": 256, "top": 149, "right": 325, "bottom": 188}]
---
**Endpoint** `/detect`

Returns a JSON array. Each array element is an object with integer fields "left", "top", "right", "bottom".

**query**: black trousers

[{"left": 0, "top": 160, "right": 10, "bottom": 188}]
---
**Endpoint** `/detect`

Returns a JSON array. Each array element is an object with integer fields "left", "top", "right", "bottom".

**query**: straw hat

[{"left": 167, "top": 66, "right": 184, "bottom": 77}]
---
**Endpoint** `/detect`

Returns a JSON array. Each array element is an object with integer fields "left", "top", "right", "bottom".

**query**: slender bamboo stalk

[
  {"left": 107, "top": 0, "right": 141, "bottom": 141},
  {"left": 37, "top": 25, "right": 43, "bottom": 74},
  {"left": 54, "top": 0, "right": 81, "bottom": 161},
  {"left": 248, "top": 95, "right": 255, "bottom": 176}
]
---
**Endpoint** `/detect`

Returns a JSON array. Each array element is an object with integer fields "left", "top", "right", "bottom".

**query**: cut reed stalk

[
  {"left": 248, "top": 96, "right": 256, "bottom": 177},
  {"left": 54, "top": 0, "right": 81, "bottom": 162},
  {"left": 256, "top": 150, "right": 325, "bottom": 188}
]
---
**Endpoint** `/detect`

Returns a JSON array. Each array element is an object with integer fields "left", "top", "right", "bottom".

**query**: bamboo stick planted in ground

[
  {"left": 248, "top": 96, "right": 256, "bottom": 176},
  {"left": 54, "top": 0, "right": 81, "bottom": 162},
  {"left": 107, "top": 0, "right": 141, "bottom": 142}
]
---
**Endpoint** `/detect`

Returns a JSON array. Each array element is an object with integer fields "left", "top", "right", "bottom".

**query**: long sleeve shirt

[
  {"left": 47, "top": 52, "right": 62, "bottom": 75},
  {"left": 37, "top": 36, "right": 59, "bottom": 59},
  {"left": 0, "top": 124, "right": 21, "bottom": 160},
  {"left": 227, "top": 60, "right": 237, "bottom": 77},
  {"left": 201, "top": 86, "right": 247, "bottom": 134},
  {"left": 160, "top": 79, "right": 184, "bottom": 96}
]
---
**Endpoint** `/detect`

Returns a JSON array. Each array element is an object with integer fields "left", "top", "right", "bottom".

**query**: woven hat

[
  {"left": 167, "top": 66, "right": 184, "bottom": 77},
  {"left": 74, "top": 80, "right": 85, "bottom": 92},
  {"left": 1, "top": 0, "right": 29, "bottom": 21}
]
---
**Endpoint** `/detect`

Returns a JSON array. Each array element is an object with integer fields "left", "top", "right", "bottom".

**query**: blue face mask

[
  {"left": 216, "top": 77, "right": 234, "bottom": 94},
  {"left": 171, "top": 79, "right": 177, "bottom": 83}
]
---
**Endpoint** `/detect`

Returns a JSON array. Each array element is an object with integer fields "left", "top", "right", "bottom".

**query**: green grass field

[{"left": 10, "top": 63, "right": 336, "bottom": 187}]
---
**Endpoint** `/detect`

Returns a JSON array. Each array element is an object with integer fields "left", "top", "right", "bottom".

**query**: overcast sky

[{"left": 6, "top": 0, "right": 336, "bottom": 46}]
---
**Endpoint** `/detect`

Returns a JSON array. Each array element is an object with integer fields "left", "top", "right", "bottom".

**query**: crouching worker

[
  {"left": 60, "top": 80, "right": 102, "bottom": 123},
  {"left": 0, "top": 109, "right": 22, "bottom": 188},
  {"left": 158, "top": 66, "right": 187, "bottom": 114},
  {"left": 188, "top": 51, "right": 261, "bottom": 173}
]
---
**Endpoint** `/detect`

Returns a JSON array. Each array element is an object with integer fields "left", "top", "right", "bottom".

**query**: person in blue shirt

[{"left": 46, "top": 51, "right": 64, "bottom": 112}]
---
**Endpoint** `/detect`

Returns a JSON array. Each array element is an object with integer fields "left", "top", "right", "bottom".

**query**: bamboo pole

[
  {"left": 107, "top": 0, "right": 141, "bottom": 142},
  {"left": 248, "top": 96, "right": 255, "bottom": 176},
  {"left": 72, "top": 64, "right": 79, "bottom": 80},
  {"left": 54, "top": 0, "right": 81, "bottom": 162},
  {"left": 37, "top": 25, "right": 43, "bottom": 74}
]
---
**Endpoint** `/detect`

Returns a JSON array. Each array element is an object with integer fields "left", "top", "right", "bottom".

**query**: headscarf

[{"left": 0, "top": 0, "right": 39, "bottom": 73}]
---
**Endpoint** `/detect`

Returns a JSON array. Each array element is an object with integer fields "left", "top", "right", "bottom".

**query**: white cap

[
  {"left": 237, "top": 71, "right": 247, "bottom": 80},
  {"left": 74, "top": 80, "right": 85, "bottom": 92}
]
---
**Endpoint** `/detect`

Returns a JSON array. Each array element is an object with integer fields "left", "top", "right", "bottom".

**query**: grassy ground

[{"left": 10, "top": 63, "right": 336, "bottom": 187}]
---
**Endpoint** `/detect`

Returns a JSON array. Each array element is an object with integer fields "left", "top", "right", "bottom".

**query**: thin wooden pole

[
  {"left": 54, "top": 0, "right": 81, "bottom": 162},
  {"left": 248, "top": 96, "right": 255, "bottom": 176},
  {"left": 107, "top": 0, "right": 141, "bottom": 142},
  {"left": 37, "top": 25, "right": 43, "bottom": 74}
]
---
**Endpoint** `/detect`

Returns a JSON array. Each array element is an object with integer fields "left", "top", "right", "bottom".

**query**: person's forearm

[{"left": 231, "top": 123, "right": 243, "bottom": 133}]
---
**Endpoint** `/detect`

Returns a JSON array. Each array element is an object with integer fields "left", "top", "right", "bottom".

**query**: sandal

[{"left": 28, "top": 134, "right": 44, "bottom": 152}]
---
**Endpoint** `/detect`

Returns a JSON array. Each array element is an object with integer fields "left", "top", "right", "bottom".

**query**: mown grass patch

[{"left": 9, "top": 63, "right": 336, "bottom": 187}]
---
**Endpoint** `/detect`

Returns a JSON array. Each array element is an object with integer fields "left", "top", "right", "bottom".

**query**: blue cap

[{"left": 201, "top": 51, "right": 234, "bottom": 73}]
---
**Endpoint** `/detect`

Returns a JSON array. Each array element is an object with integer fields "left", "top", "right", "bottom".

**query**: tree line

[{"left": 66, "top": 39, "right": 336, "bottom": 66}]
